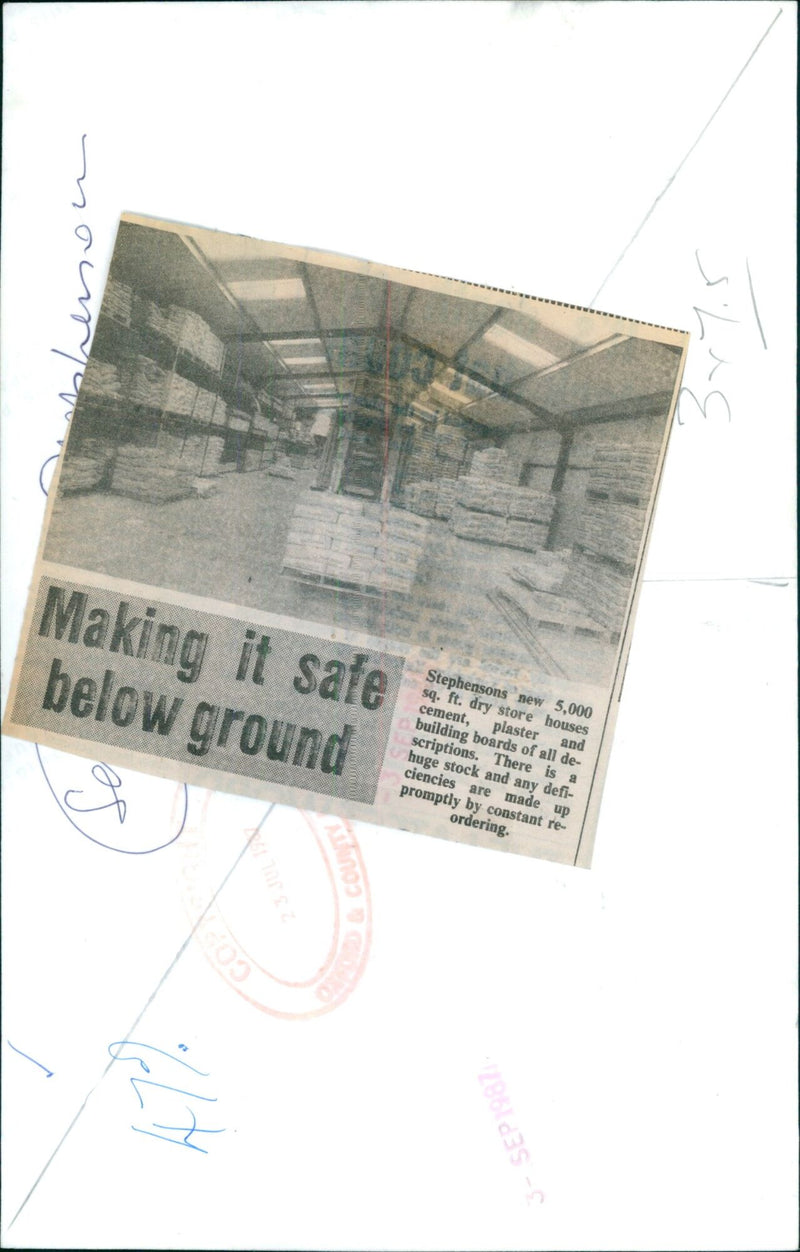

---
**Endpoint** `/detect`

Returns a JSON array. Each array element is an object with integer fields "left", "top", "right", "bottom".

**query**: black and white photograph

[{"left": 45, "top": 215, "right": 685, "bottom": 688}]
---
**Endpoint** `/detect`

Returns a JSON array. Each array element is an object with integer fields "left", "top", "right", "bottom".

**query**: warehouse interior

[{"left": 47, "top": 220, "right": 683, "bottom": 685}]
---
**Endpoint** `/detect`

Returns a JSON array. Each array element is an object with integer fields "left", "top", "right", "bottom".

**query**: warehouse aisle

[{"left": 46, "top": 468, "right": 613, "bottom": 685}]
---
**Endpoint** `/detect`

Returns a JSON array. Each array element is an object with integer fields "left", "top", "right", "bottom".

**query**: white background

[{"left": 2, "top": 3, "right": 796, "bottom": 1249}]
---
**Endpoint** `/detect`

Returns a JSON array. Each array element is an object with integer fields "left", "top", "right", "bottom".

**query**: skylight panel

[
  {"left": 280, "top": 356, "right": 329, "bottom": 366},
  {"left": 482, "top": 324, "right": 559, "bottom": 368},
  {"left": 228, "top": 278, "right": 306, "bottom": 301},
  {"left": 265, "top": 338, "right": 322, "bottom": 349}
]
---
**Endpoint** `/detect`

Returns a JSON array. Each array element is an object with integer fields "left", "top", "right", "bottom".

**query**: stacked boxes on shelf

[{"left": 283, "top": 492, "right": 428, "bottom": 594}]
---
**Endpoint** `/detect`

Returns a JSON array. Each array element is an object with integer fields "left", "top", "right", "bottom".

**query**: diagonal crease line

[
  {"left": 590, "top": 6, "right": 784, "bottom": 307},
  {"left": 8, "top": 801, "right": 276, "bottom": 1233}
]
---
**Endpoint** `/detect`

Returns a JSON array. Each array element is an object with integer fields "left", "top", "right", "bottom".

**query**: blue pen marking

[
  {"left": 107, "top": 1039, "right": 209, "bottom": 1077},
  {"left": 42, "top": 132, "right": 93, "bottom": 496},
  {"left": 109, "top": 1039, "right": 223, "bottom": 1154},
  {"left": 7, "top": 1041, "right": 54, "bottom": 1078},
  {"left": 35, "top": 745, "right": 188, "bottom": 854},
  {"left": 132, "top": 1109, "right": 226, "bottom": 1155},
  {"left": 64, "top": 763, "right": 127, "bottom": 824}
]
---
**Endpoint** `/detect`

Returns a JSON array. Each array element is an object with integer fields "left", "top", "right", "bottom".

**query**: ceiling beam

[
  {"left": 505, "top": 333, "right": 628, "bottom": 393},
  {"left": 562, "top": 390, "right": 675, "bottom": 425}
]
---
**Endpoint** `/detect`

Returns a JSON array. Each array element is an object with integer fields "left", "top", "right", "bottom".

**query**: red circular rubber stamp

[{"left": 180, "top": 793, "right": 371, "bottom": 1019}]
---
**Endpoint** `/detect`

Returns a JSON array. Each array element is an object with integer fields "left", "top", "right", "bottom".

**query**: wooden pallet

[
  {"left": 487, "top": 591, "right": 567, "bottom": 677},
  {"left": 281, "top": 566, "right": 408, "bottom": 599},
  {"left": 496, "top": 584, "right": 612, "bottom": 641}
]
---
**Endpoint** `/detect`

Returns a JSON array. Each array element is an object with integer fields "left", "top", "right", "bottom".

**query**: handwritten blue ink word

[
  {"left": 40, "top": 133, "right": 92, "bottom": 496},
  {"left": 108, "top": 1040, "right": 225, "bottom": 1154},
  {"left": 677, "top": 248, "right": 767, "bottom": 428}
]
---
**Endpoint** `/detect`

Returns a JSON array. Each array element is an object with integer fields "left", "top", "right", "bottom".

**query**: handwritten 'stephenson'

[{"left": 3, "top": 213, "right": 689, "bottom": 866}]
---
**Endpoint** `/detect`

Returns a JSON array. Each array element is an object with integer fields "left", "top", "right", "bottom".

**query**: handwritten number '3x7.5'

[
  {"left": 108, "top": 1040, "right": 225, "bottom": 1154},
  {"left": 676, "top": 248, "right": 767, "bottom": 428}
]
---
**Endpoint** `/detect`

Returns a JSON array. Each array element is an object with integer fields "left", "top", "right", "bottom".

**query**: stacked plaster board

[{"left": 283, "top": 492, "right": 428, "bottom": 594}]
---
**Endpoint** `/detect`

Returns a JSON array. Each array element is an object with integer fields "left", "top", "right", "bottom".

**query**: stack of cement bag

[
  {"left": 586, "top": 444, "right": 660, "bottom": 501},
  {"left": 451, "top": 448, "right": 555, "bottom": 550},
  {"left": 79, "top": 358, "right": 123, "bottom": 400},
  {"left": 111, "top": 444, "right": 196, "bottom": 504},
  {"left": 103, "top": 278, "right": 134, "bottom": 326},
  {"left": 59, "top": 438, "right": 114, "bottom": 493},
  {"left": 283, "top": 493, "right": 428, "bottom": 594}
]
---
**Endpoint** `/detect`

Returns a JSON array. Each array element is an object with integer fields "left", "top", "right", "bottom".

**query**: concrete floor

[{"left": 45, "top": 468, "right": 614, "bottom": 686}]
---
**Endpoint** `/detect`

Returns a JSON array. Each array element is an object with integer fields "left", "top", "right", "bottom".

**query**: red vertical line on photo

[
  {"left": 381, "top": 281, "right": 392, "bottom": 635},
  {"left": 380, "top": 282, "right": 393, "bottom": 778},
  {"left": 335, "top": 279, "right": 347, "bottom": 622}
]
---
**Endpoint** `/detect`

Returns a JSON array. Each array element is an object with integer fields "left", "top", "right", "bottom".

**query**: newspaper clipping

[{"left": 3, "top": 214, "right": 689, "bottom": 866}]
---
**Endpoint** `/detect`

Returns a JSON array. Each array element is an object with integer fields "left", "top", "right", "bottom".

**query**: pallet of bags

[
  {"left": 59, "top": 456, "right": 106, "bottom": 493},
  {"left": 283, "top": 494, "right": 427, "bottom": 593},
  {"left": 111, "top": 445, "right": 196, "bottom": 504},
  {"left": 136, "top": 299, "right": 172, "bottom": 341},
  {"left": 456, "top": 478, "right": 506, "bottom": 516},
  {"left": 103, "top": 278, "right": 133, "bottom": 326},
  {"left": 403, "top": 481, "right": 439, "bottom": 517},
  {"left": 564, "top": 552, "right": 631, "bottom": 633},
  {"left": 505, "top": 486, "right": 556, "bottom": 524},
  {"left": 469, "top": 447, "right": 517, "bottom": 484},
  {"left": 267, "top": 453, "right": 296, "bottom": 479},
  {"left": 59, "top": 437, "right": 114, "bottom": 493},
  {"left": 79, "top": 358, "right": 123, "bottom": 400},
  {"left": 587, "top": 444, "right": 660, "bottom": 502},
  {"left": 450, "top": 505, "right": 506, "bottom": 543},
  {"left": 171, "top": 308, "right": 224, "bottom": 372},
  {"left": 209, "top": 395, "right": 228, "bottom": 427},
  {"left": 576, "top": 500, "right": 645, "bottom": 565},
  {"left": 199, "top": 434, "right": 226, "bottom": 474},
  {"left": 503, "top": 519, "right": 550, "bottom": 550},
  {"left": 193, "top": 386, "right": 219, "bottom": 423},
  {"left": 435, "top": 480, "right": 457, "bottom": 520},
  {"left": 122, "top": 355, "right": 168, "bottom": 408},
  {"left": 163, "top": 373, "right": 199, "bottom": 417},
  {"left": 176, "top": 434, "right": 209, "bottom": 473}
]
